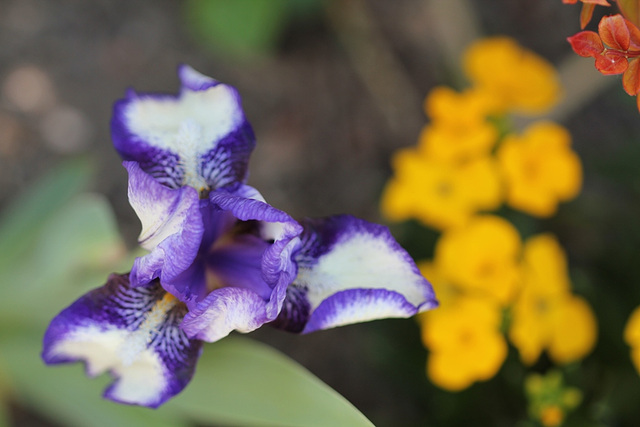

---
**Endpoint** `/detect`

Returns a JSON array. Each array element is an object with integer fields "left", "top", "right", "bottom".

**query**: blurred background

[{"left": 2, "top": 0, "right": 640, "bottom": 426}]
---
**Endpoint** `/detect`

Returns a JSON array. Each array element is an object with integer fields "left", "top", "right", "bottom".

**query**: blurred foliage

[
  {"left": 184, "top": 0, "right": 323, "bottom": 59},
  {"left": 0, "top": 161, "right": 373, "bottom": 427}
]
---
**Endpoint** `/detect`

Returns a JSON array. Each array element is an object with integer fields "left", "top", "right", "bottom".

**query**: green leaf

[
  {"left": 2, "top": 332, "right": 191, "bottom": 427},
  {"left": 184, "top": 0, "right": 292, "bottom": 58},
  {"left": 0, "top": 159, "right": 92, "bottom": 272},
  {"left": 0, "top": 193, "right": 130, "bottom": 328},
  {"left": 169, "top": 336, "right": 374, "bottom": 427}
]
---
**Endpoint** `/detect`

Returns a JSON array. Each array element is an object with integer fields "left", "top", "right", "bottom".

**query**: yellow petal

[
  {"left": 436, "top": 215, "right": 521, "bottom": 304},
  {"left": 547, "top": 296, "right": 597, "bottom": 364},
  {"left": 623, "top": 305, "right": 640, "bottom": 346}
]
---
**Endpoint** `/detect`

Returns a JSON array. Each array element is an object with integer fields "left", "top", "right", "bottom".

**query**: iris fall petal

[
  {"left": 42, "top": 273, "right": 203, "bottom": 408},
  {"left": 273, "top": 215, "right": 438, "bottom": 333}
]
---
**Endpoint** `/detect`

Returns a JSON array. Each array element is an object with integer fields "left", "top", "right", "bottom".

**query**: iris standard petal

[
  {"left": 42, "top": 273, "right": 203, "bottom": 408},
  {"left": 111, "top": 65, "right": 255, "bottom": 191},
  {"left": 126, "top": 162, "right": 204, "bottom": 288},
  {"left": 272, "top": 215, "right": 438, "bottom": 333}
]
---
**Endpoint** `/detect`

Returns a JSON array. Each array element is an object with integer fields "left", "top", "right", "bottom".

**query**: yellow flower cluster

[
  {"left": 418, "top": 217, "right": 597, "bottom": 391},
  {"left": 381, "top": 36, "right": 580, "bottom": 228},
  {"left": 463, "top": 37, "right": 562, "bottom": 114},
  {"left": 381, "top": 37, "right": 597, "bottom": 392},
  {"left": 509, "top": 234, "right": 597, "bottom": 365}
]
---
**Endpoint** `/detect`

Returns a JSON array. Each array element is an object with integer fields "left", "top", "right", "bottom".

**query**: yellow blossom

[
  {"left": 623, "top": 305, "right": 640, "bottom": 374},
  {"left": 497, "top": 122, "right": 582, "bottom": 217},
  {"left": 380, "top": 149, "right": 502, "bottom": 230},
  {"left": 420, "top": 295, "right": 507, "bottom": 391},
  {"left": 417, "top": 261, "right": 458, "bottom": 307},
  {"left": 419, "top": 86, "right": 499, "bottom": 162},
  {"left": 418, "top": 122, "right": 498, "bottom": 163},
  {"left": 463, "top": 37, "right": 561, "bottom": 114},
  {"left": 435, "top": 215, "right": 521, "bottom": 304},
  {"left": 424, "top": 86, "right": 498, "bottom": 127},
  {"left": 510, "top": 234, "right": 597, "bottom": 365}
]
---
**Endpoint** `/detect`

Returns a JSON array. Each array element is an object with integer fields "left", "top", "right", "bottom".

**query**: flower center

[{"left": 120, "top": 292, "right": 178, "bottom": 365}]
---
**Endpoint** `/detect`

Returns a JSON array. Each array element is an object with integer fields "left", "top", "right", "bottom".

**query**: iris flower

[{"left": 42, "top": 65, "right": 437, "bottom": 408}]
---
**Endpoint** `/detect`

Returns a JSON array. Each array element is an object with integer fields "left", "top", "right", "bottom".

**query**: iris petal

[
  {"left": 181, "top": 287, "right": 270, "bottom": 342},
  {"left": 208, "top": 188, "right": 302, "bottom": 319},
  {"left": 178, "top": 189, "right": 302, "bottom": 341},
  {"left": 111, "top": 65, "right": 255, "bottom": 191},
  {"left": 272, "top": 215, "right": 438, "bottom": 333},
  {"left": 42, "top": 273, "right": 203, "bottom": 408},
  {"left": 126, "top": 162, "right": 204, "bottom": 288}
]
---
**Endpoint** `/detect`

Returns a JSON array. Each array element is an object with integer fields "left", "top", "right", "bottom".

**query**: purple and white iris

[{"left": 42, "top": 65, "right": 438, "bottom": 408}]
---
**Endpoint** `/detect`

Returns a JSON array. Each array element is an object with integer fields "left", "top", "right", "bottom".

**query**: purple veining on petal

[
  {"left": 42, "top": 273, "right": 203, "bottom": 408},
  {"left": 111, "top": 94, "right": 186, "bottom": 189},
  {"left": 199, "top": 121, "right": 255, "bottom": 191},
  {"left": 270, "top": 285, "right": 311, "bottom": 333},
  {"left": 110, "top": 65, "right": 255, "bottom": 192}
]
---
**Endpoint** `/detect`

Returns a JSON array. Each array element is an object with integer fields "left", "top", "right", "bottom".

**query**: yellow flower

[
  {"left": 417, "top": 261, "right": 457, "bottom": 307},
  {"left": 424, "top": 85, "right": 497, "bottom": 127},
  {"left": 418, "top": 122, "right": 498, "bottom": 163},
  {"left": 419, "top": 86, "right": 499, "bottom": 162},
  {"left": 463, "top": 36, "right": 561, "bottom": 114},
  {"left": 381, "top": 149, "right": 502, "bottom": 230},
  {"left": 510, "top": 234, "right": 597, "bottom": 365},
  {"left": 420, "top": 295, "right": 507, "bottom": 391},
  {"left": 497, "top": 122, "right": 582, "bottom": 217},
  {"left": 624, "top": 305, "right": 640, "bottom": 374},
  {"left": 435, "top": 215, "right": 521, "bottom": 305}
]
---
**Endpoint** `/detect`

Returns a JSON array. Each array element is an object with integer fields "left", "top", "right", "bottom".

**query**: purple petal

[
  {"left": 111, "top": 65, "right": 255, "bottom": 191},
  {"left": 207, "top": 234, "right": 273, "bottom": 300},
  {"left": 208, "top": 186, "right": 296, "bottom": 224},
  {"left": 178, "top": 189, "right": 302, "bottom": 341},
  {"left": 126, "top": 162, "right": 204, "bottom": 288},
  {"left": 209, "top": 188, "right": 302, "bottom": 318},
  {"left": 303, "top": 289, "right": 421, "bottom": 333},
  {"left": 178, "top": 64, "right": 219, "bottom": 91},
  {"left": 181, "top": 287, "right": 269, "bottom": 342},
  {"left": 42, "top": 273, "right": 203, "bottom": 408},
  {"left": 272, "top": 215, "right": 438, "bottom": 333}
]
